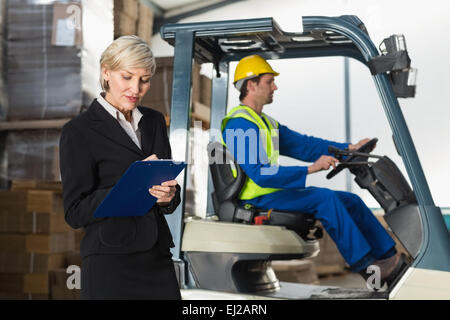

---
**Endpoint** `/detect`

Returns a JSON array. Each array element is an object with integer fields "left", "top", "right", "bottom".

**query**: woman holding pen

[{"left": 59, "top": 36, "right": 181, "bottom": 300}]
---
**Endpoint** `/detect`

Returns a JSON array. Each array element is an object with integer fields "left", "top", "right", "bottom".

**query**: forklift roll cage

[{"left": 160, "top": 16, "right": 450, "bottom": 278}]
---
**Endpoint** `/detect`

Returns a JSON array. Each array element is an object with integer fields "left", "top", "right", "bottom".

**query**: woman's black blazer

[{"left": 59, "top": 99, "right": 181, "bottom": 258}]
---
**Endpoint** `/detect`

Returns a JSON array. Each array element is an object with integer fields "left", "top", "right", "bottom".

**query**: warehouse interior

[{"left": 0, "top": 0, "right": 448, "bottom": 300}]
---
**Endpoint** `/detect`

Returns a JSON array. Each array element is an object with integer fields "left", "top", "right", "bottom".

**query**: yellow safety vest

[{"left": 221, "top": 105, "right": 281, "bottom": 200}]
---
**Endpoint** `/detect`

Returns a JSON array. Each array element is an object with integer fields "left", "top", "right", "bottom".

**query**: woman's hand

[
  {"left": 144, "top": 154, "right": 178, "bottom": 206},
  {"left": 143, "top": 154, "right": 158, "bottom": 161},
  {"left": 149, "top": 180, "right": 178, "bottom": 206}
]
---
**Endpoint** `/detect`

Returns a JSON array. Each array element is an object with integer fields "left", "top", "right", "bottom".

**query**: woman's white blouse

[{"left": 97, "top": 93, "right": 143, "bottom": 150}]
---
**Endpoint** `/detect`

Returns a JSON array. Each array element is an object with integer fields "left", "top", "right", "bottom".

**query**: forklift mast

[{"left": 160, "top": 16, "right": 450, "bottom": 274}]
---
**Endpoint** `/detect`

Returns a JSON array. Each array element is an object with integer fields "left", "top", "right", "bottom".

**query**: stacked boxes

[
  {"left": 114, "top": 0, "right": 153, "bottom": 44},
  {"left": 6, "top": 1, "right": 82, "bottom": 120},
  {"left": 49, "top": 249, "right": 82, "bottom": 300},
  {"left": 141, "top": 57, "right": 173, "bottom": 118},
  {"left": 49, "top": 267, "right": 80, "bottom": 300},
  {"left": 5, "top": 129, "right": 61, "bottom": 182},
  {"left": 140, "top": 57, "right": 213, "bottom": 128},
  {"left": 192, "top": 63, "right": 213, "bottom": 128},
  {"left": 137, "top": 3, "right": 153, "bottom": 44},
  {"left": 114, "top": 0, "right": 139, "bottom": 37},
  {"left": 1, "top": 1, "right": 83, "bottom": 183},
  {"left": 0, "top": 181, "right": 76, "bottom": 299},
  {"left": 0, "top": 0, "right": 6, "bottom": 119}
]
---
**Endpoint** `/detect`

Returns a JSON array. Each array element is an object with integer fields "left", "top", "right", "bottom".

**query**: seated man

[{"left": 221, "top": 54, "right": 405, "bottom": 289}]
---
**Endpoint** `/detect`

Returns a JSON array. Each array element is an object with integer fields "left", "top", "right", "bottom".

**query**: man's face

[{"left": 253, "top": 73, "right": 277, "bottom": 105}]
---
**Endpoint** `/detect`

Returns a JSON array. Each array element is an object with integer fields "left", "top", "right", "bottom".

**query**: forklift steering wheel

[{"left": 326, "top": 138, "right": 378, "bottom": 179}]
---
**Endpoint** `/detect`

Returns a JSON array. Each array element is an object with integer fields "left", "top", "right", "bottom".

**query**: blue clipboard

[{"left": 93, "top": 160, "right": 186, "bottom": 218}]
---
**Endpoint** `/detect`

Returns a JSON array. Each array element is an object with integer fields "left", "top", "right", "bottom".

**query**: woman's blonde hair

[{"left": 100, "top": 35, "right": 156, "bottom": 91}]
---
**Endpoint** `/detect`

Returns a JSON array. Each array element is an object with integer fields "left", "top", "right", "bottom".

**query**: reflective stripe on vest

[{"left": 221, "top": 105, "right": 281, "bottom": 200}]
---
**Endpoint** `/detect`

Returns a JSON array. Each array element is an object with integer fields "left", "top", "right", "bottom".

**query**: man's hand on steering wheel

[
  {"left": 348, "top": 138, "right": 373, "bottom": 151},
  {"left": 308, "top": 138, "right": 377, "bottom": 176},
  {"left": 326, "top": 137, "right": 379, "bottom": 179}
]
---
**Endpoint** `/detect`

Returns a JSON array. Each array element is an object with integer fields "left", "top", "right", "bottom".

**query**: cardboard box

[
  {"left": 6, "top": 69, "right": 81, "bottom": 120},
  {"left": 114, "top": 0, "right": 139, "bottom": 20},
  {"left": 7, "top": 42, "right": 81, "bottom": 69},
  {"left": 51, "top": 2, "right": 83, "bottom": 47},
  {"left": 0, "top": 253, "right": 65, "bottom": 273},
  {"left": 0, "top": 0, "right": 4, "bottom": 117},
  {"left": 0, "top": 273, "right": 49, "bottom": 294},
  {"left": 137, "top": 3, "right": 153, "bottom": 44},
  {"left": 7, "top": 2, "right": 81, "bottom": 45},
  {"left": 0, "top": 210, "right": 69, "bottom": 234},
  {"left": 0, "top": 232, "right": 75, "bottom": 254},
  {"left": 49, "top": 268, "right": 80, "bottom": 300},
  {"left": 0, "top": 190, "right": 63, "bottom": 214},
  {"left": 0, "top": 183, "right": 68, "bottom": 232},
  {"left": 10, "top": 180, "right": 62, "bottom": 192},
  {"left": 74, "top": 229, "right": 84, "bottom": 251},
  {"left": 65, "top": 251, "right": 82, "bottom": 267},
  {"left": 6, "top": 2, "right": 82, "bottom": 121},
  {"left": 0, "top": 0, "right": 5, "bottom": 35},
  {"left": 4, "top": 130, "right": 61, "bottom": 181},
  {"left": 141, "top": 57, "right": 174, "bottom": 117},
  {"left": 114, "top": 11, "right": 136, "bottom": 37},
  {"left": 141, "top": 58, "right": 212, "bottom": 125},
  {"left": 6, "top": 3, "right": 53, "bottom": 39},
  {"left": 201, "top": 74, "right": 212, "bottom": 107},
  {"left": 0, "top": 292, "right": 49, "bottom": 300}
]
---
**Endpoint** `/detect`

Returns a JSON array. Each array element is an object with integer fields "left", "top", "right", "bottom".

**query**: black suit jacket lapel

[
  {"left": 88, "top": 100, "right": 145, "bottom": 157},
  {"left": 138, "top": 107, "right": 156, "bottom": 156}
]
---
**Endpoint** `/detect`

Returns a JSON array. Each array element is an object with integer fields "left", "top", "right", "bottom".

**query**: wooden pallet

[
  {"left": 315, "top": 264, "right": 349, "bottom": 278},
  {"left": 10, "top": 180, "right": 62, "bottom": 192},
  {"left": 0, "top": 119, "right": 70, "bottom": 131}
]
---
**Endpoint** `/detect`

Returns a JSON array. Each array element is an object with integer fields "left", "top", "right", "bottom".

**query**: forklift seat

[
  {"left": 208, "top": 142, "right": 322, "bottom": 241},
  {"left": 180, "top": 141, "right": 321, "bottom": 294}
]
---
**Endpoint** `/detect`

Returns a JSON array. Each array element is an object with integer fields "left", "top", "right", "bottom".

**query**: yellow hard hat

[{"left": 234, "top": 55, "right": 279, "bottom": 89}]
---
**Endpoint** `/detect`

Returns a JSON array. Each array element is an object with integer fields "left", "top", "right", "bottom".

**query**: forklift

[{"left": 160, "top": 15, "right": 450, "bottom": 299}]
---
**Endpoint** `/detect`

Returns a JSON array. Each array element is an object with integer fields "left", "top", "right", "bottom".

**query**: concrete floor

[{"left": 318, "top": 272, "right": 367, "bottom": 289}]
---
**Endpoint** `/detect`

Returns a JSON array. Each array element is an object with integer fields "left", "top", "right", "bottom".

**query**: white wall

[
  {"left": 151, "top": 0, "right": 450, "bottom": 208},
  {"left": 81, "top": 0, "right": 114, "bottom": 105}
]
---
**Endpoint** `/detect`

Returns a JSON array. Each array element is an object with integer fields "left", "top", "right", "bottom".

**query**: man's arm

[
  {"left": 223, "top": 118, "right": 309, "bottom": 189},
  {"left": 278, "top": 124, "right": 349, "bottom": 162}
]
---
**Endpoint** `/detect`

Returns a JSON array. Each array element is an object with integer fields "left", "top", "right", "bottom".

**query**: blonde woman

[{"left": 60, "top": 36, "right": 181, "bottom": 299}]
